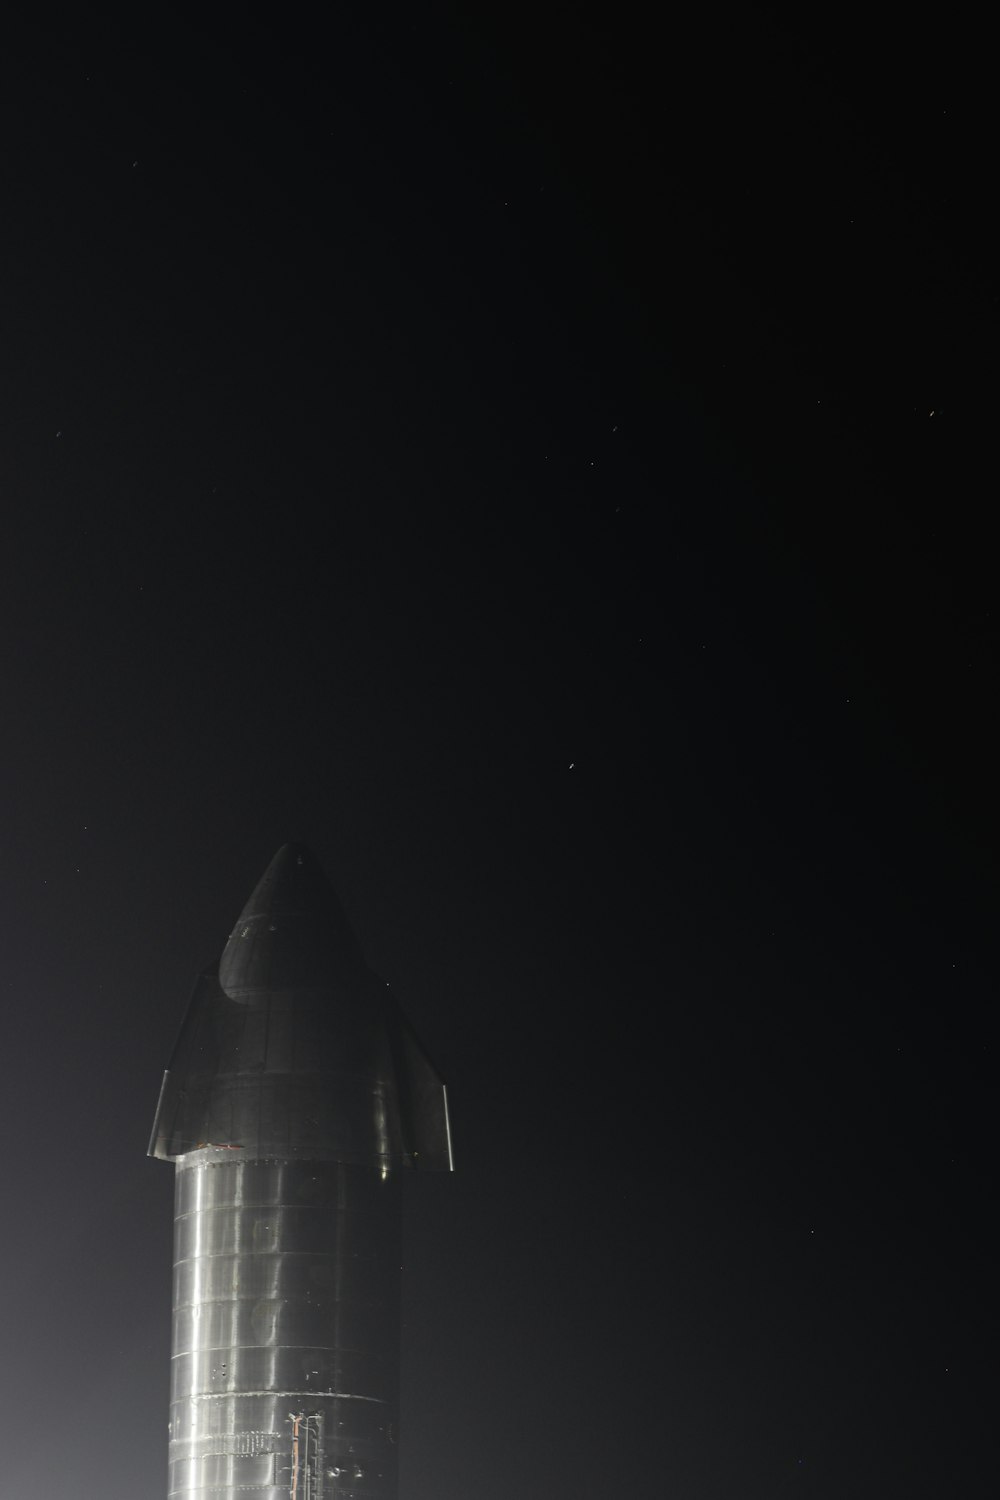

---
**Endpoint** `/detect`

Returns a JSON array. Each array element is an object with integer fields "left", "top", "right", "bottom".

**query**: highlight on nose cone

[
  {"left": 148, "top": 843, "right": 453, "bottom": 1169},
  {"left": 218, "top": 842, "right": 365, "bottom": 1001}
]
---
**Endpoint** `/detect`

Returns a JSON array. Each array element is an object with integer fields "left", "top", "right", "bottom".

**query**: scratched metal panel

[
  {"left": 168, "top": 1398, "right": 397, "bottom": 1498},
  {"left": 172, "top": 1344, "right": 399, "bottom": 1401},
  {"left": 196, "top": 1453, "right": 276, "bottom": 1486},
  {"left": 169, "top": 1395, "right": 391, "bottom": 1449},
  {"left": 173, "top": 1293, "right": 399, "bottom": 1358},
  {"left": 169, "top": 1486, "right": 283, "bottom": 1499},
  {"left": 172, "top": 1202, "right": 399, "bottom": 1264},
  {"left": 173, "top": 1251, "right": 397, "bottom": 1309},
  {"left": 175, "top": 1160, "right": 398, "bottom": 1213}
]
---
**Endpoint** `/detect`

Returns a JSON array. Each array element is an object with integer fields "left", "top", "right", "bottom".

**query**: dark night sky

[{"left": 1, "top": 8, "right": 992, "bottom": 1497}]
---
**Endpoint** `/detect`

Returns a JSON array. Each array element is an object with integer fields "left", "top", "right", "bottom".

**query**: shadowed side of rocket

[{"left": 150, "top": 844, "right": 452, "bottom": 1500}]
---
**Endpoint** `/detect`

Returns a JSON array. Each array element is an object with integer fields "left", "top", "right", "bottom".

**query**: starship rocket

[{"left": 149, "top": 843, "right": 453, "bottom": 1499}]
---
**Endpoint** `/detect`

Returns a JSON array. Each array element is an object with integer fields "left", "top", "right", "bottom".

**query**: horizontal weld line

[
  {"left": 173, "top": 1251, "right": 389, "bottom": 1266},
  {"left": 172, "top": 1208, "right": 365, "bottom": 1221},
  {"left": 173, "top": 1352, "right": 391, "bottom": 1362},
  {"left": 170, "top": 1290, "right": 386, "bottom": 1302},
  {"left": 174, "top": 1389, "right": 388, "bottom": 1404}
]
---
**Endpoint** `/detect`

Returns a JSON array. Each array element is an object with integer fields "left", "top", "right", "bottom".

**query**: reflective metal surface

[
  {"left": 151, "top": 844, "right": 452, "bottom": 1499},
  {"left": 150, "top": 845, "right": 452, "bottom": 1172},
  {"left": 170, "top": 1152, "right": 400, "bottom": 1498}
]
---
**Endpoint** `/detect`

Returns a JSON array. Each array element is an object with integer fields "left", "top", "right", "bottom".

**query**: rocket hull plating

[
  {"left": 169, "top": 1154, "right": 400, "bottom": 1498},
  {"left": 151, "top": 844, "right": 451, "bottom": 1500}
]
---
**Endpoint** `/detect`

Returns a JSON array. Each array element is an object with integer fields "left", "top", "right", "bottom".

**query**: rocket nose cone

[
  {"left": 240, "top": 842, "right": 329, "bottom": 919},
  {"left": 218, "top": 842, "right": 364, "bottom": 1000}
]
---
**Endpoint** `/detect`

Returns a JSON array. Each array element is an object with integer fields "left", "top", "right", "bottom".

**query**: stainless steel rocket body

[
  {"left": 170, "top": 1153, "right": 401, "bottom": 1498},
  {"left": 151, "top": 845, "right": 451, "bottom": 1500}
]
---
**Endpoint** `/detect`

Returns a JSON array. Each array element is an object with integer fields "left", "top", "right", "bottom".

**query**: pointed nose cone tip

[
  {"left": 237, "top": 841, "right": 330, "bottom": 921},
  {"left": 218, "top": 841, "right": 364, "bottom": 1000}
]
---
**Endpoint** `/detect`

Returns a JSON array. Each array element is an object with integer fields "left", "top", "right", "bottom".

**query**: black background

[{"left": 1, "top": 7, "right": 991, "bottom": 1496}]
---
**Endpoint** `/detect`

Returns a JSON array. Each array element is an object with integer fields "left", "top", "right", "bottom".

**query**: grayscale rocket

[{"left": 149, "top": 843, "right": 453, "bottom": 1500}]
